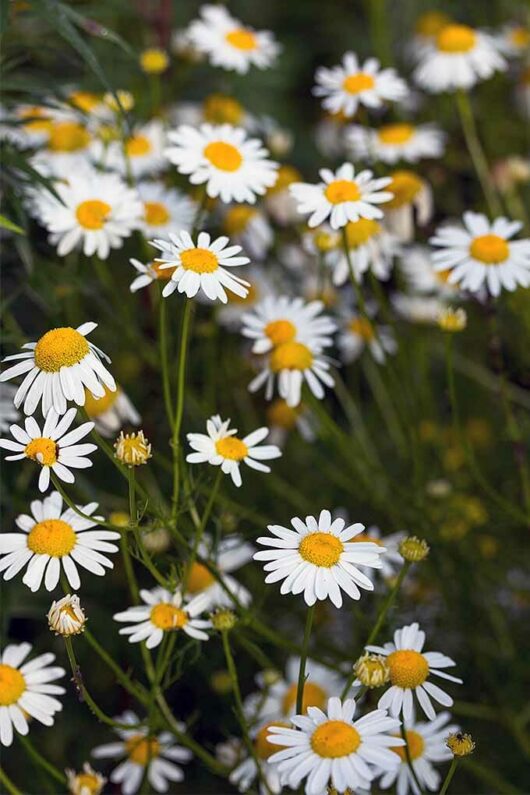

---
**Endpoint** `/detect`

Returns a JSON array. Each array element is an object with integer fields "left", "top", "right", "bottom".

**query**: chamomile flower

[
  {"left": 129, "top": 258, "right": 176, "bottom": 292},
  {"left": 0, "top": 408, "right": 96, "bottom": 492},
  {"left": 186, "top": 414, "right": 281, "bottom": 488},
  {"left": 137, "top": 182, "right": 196, "bottom": 239},
  {"left": 186, "top": 534, "right": 255, "bottom": 608},
  {"left": 0, "top": 384, "right": 19, "bottom": 432},
  {"left": 266, "top": 399, "right": 316, "bottom": 446},
  {"left": 254, "top": 510, "right": 386, "bottom": 608},
  {"left": 378, "top": 712, "right": 458, "bottom": 795},
  {"left": 48, "top": 594, "right": 86, "bottom": 636},
  {"left": 495, "top": 24, "right": 530, "bottom": 58},
  {"left": 346, "top": 122, "right": 446, "bottom": 164},
  {"left": 290, "top": 163, "right": 393, "bottom": 230},
  {"left": 408, "top": 11, "right": 453, "bottom": 62},
  {"left": 114, "top": 588, "right": 211, "bottom": 649},
  {"left": 66, "top": 762, "right": 106, "bottom": 795},
  {"left": 313, "top": 52, "right": 408, "bottom": 117},
  {"left": 0, "top": 322, "right": 115, "bottom": 416},
  {"left": 326, "top": 219, "right": 400, "bottom": 285},
  {"left": 31, "top": 168, "right": 142, "bottom": 259},
  {"left": 242, "top": 296, "right": 337, "bottom": 355},
  {"left": 97, "top": 120, "right": 167, "bottom": 179},
  {"left": 33, "top": 118, "right": 92, "bottom": 178},
  {"left": 429, "top": 212, "right": 530, "bottom": 296},
  {"left": 83, "top": 385, "right": 140, "bottom": 437},
  {"left": 0, "top": 642, "right": 65, "bottom": 747},
  {"left": 267, "top": 696, "right": 404, "bottom": 794},
  {"left": 164, "top": 123, "right": 278, "bottom": 204},
  {"left": 152, "top": 230, "right": 250, "bottom": 302},
  {"left": 366, "top": 622, "right": 462, "bottom": 721},
  {"left": 222, "top": 205, "right": 273, "bottom": 260},
  {"left": 338, "top": 311, "right": 397, "bottom": 365},
  {"left": 400, "top": 245, "right": 460, "bottom": 298},
  {"left": 413, "top": 24, "right": 506, "bottom": 92},
  {"left": 92, "top": 711, "right": 192, "bottom": 794},
  {"left": 384, "top": 170, "right": 433, "bottom": 242},
  {"left": 187, "top": 5, "right": 280, "bottom": 74},
  {"left": 0, "top": 490, "right": 119, "bottom": 592}
]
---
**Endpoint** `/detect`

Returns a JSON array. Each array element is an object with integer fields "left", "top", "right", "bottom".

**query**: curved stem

[
  {"left": 400, "top": 721, "right": 425, "bottom": 795},
  {"left": 439, "top": 758, "right": 458, "bottom": 795},
  {"left": 171, "top": 298, "right": 193, "bottom": 521},
  {"left": 296, "top": 604, "right": 315, "bottom": 714}
]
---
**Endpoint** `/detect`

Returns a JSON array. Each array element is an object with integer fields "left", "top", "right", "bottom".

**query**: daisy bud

[
  {"left": 210, "top": 670, "right": 232, "bottom": 694},
  {"left": 262, "top": 668, "right": 282, "bottom": 686},
  {"left": 66, "top": 762, "right": 106, "bottom": 795},
  {"left": 48, "top": 594, "right": 86, "bottom": 637},
  {"left": 114, "top": 430, "right": 152, "bottom": 467},
  {"left": 446, "top": 731, "right": 476, "bottom": 757},
  {"left": 399, "top": 536, "right": 430, "bottom": 563},
  {"left": 142, "top": 526, "right": 171, "bottom": 554},
  {"left": 103, "top": 89, "right": 134, "bottom": 112},
  {"left": 210, "top": 608, "right": 237, "bottom": 632},
  {"left": 140, "top": 47, "right": 170, "bottom": 75},
  {"left": 437, "top": 307, "right": 467, "bottom": 332},
  {"left": 109, "top": 511, "right": 130, "bottom": 527},
  {"left": 353, "top": 652, "right": 390, "bottom": 688}
]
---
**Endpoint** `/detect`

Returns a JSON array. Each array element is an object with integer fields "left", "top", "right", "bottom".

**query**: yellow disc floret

[
  {"left": 470, "top": 234, "right": 509, "bottom": 264},
  {"left": 76, "top": 200, "right": 112, "bottom": 231},
  {"left": 386, "top": 171, "right": 423, "bottom": 209},
  {"left": 270, "top": 341, "right": 313, "bottom": 372},
  {"left": 392, "top": 729, "right": 425, "bottom": 761},
  {"left": 144, "top": 201, "right": 170, "bottom": 227},
  {"left": 224, "top": 205, "right": 257, "bottom": 235},
  {"left": 203, "top": 94, "right": 243, "bottom": 125},
  {"left": 216, "top": 436, "right": 248, "bottom": 461},
  {"left": 0, "top": 664, "right": 26, "bottom": 706},
  {"left": 387, "top": 650, "right": 429, "bottom": 688},
  {"left": 349, "top": 317, "right": 375, "bottom": 341},
  {"left": 311, "top": 721, "right": 361, "bottom": 758},
  {"left": 282, "top": 682, "right": 327, "bottom": 715},
  {"left": 342, "top": 73, "right": 375, "bottom": 94},
  {"left": 180, "top": 248, "right": 219, "bottom": 274},
  {"left": 125, "top": 735, "right": 160, "bottom": 766},
  {"left": 378, "top": 124, "right": 415, "bottom": 146},
  {"left": 84, "top": 386, "right": 119, "bottom": 418},
  {"left": 126, "top": 135, "right": 152, "bottom": 157},
  {"left": 415, "top": 12, "right": 451, "bottom": 38},
  {"left": 255, "top": 722, "right": 289, "bottom": 759},
  {"left": 28, "top": 519, "right": 76, "bottom": 557},
  {"left": 150, "top": 603, "right": 188, "bottom": 631},
  {"left": 265, "top": 319, "right": 297, "bottom": 346},
  {"left": 24, "top": 437, "right": 58, "bottom": 466},
  {"left": 345, "top": 219, "right": 380, "bottom": 249},
  {"left": 325, "top": 180, "right": 361, "bottom": 204},
  {"left": 437, "top": 24, "right": 476, "bottom": 53},
  {"left": 35, "top": 327, "right": 90, "bottom": 372},
  {"left": 47, "top": 121, "right": 90, "bottom": 152},
  {"left": 299, "top": 532, "right": 343, "bottom": 567},
  {"left": 204, "top": 141, "right": 243, "bottom": 171},
  {"left": 187, "top": 562, "right": 215, "bottom": 593},
  {"left": 140, "top": 48, "right": 169, "bottom": 74},
  {"left": 225, "top": 28, "right": 257, "bottom": 51}
]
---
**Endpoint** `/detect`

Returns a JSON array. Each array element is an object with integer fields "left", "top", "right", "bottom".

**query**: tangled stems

[
  {"left": 439, "top": 757, "right": 459, "bottom": 795},
  {"left": 296, "top": 604, "right": 315, "bottom": 715},
  {"left": 171, "top": 298, "right": 193, "bottom": 521},
  {"left": 400, "top": 721, "right": 425, "bottom": 795}
]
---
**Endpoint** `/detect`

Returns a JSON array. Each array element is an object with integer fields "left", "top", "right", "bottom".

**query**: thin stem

[
  {"left": 18, "top": 735, "right": 66, "bottom": 786},
  {"left": 83, "top": 628, "right": 148, "bottom": 703},
  {"left": 296, "top": 604, "right": 315, "bottom": 714},
  {"left": 183, "top": 469, "right": 222, "bottom": 590},
  {"left": 0, "top": 767, "right": 23, "bottom": 795},
  {"left": 171, "top": 298, "right": 193, "bottom": 521},
  {"left": 50, "top": 474, "right": 123, "bottom": 531},
  {"left": 400, "top": 721, "right": 425, "bottom": 795},
  {"left": 439, "top": 758, "right": 459, "bottom": 795},
  {"left": 159, "top": 290, "right": 174, "bottom": 430},
  {"left": 456, "top": 90, "right": 502, "bottom": 216}
]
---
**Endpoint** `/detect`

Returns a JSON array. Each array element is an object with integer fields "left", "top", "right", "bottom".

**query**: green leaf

[{"left": 0, "top": 213, "right": 25, "bottom": 235}]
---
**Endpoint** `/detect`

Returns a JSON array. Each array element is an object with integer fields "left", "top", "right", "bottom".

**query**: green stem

[
  {"left": 456, "top": 90, "right": 502, "bottom": 216},
  {"left": 171, "top": 299, "right": 193, "bottom": 521},
  {"left": 439, "top": 758, "right": 458, "bottom": 795},
  {"left": 50, "top": 474, "right": 123, "bottom": 531},
  {"left": 401, "top": 721, "right": 425, "bottom": 795},
  {"left": 83, "top": 628, "right": 148, "bottom": 703},
  {"left": 0, "top": 767, "right": 23, "bottom": 795},
  {"left": 159, "top": 290, "right": 174, "bottom": 430},
  {"left": 183, "top": 469, "right": 222, "bottom": 590},
  {"left": 18, "top": 735, "right": 66, "bottom": 786},
  {"left": 296, "top": 604, "right": 315, "bottom": 714}
]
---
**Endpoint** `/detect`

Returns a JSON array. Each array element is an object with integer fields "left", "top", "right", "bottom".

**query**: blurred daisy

[
  {"left": 346, "top": 122, "right": 446, "bottom": 164},
  {"left": 429, "top": 212, "right": 530, "bottom": 296},
  {"left": 0, "top": 490, "right": 119, "bottom": 592},
  {"left": 290, "top": 163, "right": 393, "bottom": 230},
  {"left": 97, "top": 120, "right": 167, "bottom": 179},
  {"left": 379, "top": 711, "right": 458, "bottom": 795},
  {"left": 495, "top": 24, "right": 530, "bottom": 57},
  {"left": 313, "top": 52, "right": 408, "bottom": 117},
  {"left": 0, "top": 384, "right": 19, "bottom": 432},
  {"left": 392, "top": 294, "right": 448, "bottom": 326},
  {"left": 129, "top": 257, "right": 176, "bottom": 293},
  {"left": 187, "top": 5, "right": 280, "bottom": 74},
  {"left": 0, "top": 322, "right": 115, "bottom": 416},
  {"left": 254, "top": 509, "right": 385, "bottom": 607},
  {"left": 93, "top": 711, "right": 192, "bottom": 794},
  {"left": 367, "top": 622, "right": 462, "bottom": 721},
  {"left": 384, "top": 170, "right": 433, "bottom": 242},
  {"left": 152, "top": 231, "right": 250, "bottom": 302},
  {"left": 229, "top": 721, "right": 288, "bottom": 794},
  {"left": 217, "top": 267, "right": 275, "bottom": 331},
  {"left": 222, "top": 205, "right": 273, "bottom": 260},
  {"left": 266, "top": 399, "right": 316, "bottom": 446},
  {"left": 32, "top": 119, "right": 92, "bottom": 178},
  {"left": 114, "top": 587, "right": 211, "bottom": 649},
  {"left": 338, "top": 311, "right": 397, "bottom": 365},
  {"left": 8, "top": 103, "right": 55, "bottom": 147},
  {"left": 138, "top": 182, "right": 196, "bottom": 239},
  {"left": 66, "top": 762, "right": 106, "bottom": 795},
  {"left": 83, "top": 385, "right": 140, "bottom": 437},
  {"left": 164, "top": 123, "right": 278, "bottom": 203},
  {"left": 409, "top": 11, "right": 452, "bottom": 62},
  {"left": 414, "top": 24, "right": 506, "bottom": 92},
  {"left": 186, "top": 414, "right": 281, "bottom": 488},
  {"left": 267, "top": 696, "right": 404, "bottom": 794},
  {"left": 326, "top": 218, "right": 400, "bottom": 285},
  {"left": 0, "top": 408, "right": 96, "bottom": 492},
  {"left": 0, "top": 642, "right": 65, "bottom": 747},
  {"left": 31, "top": 168, "right": 142, "bottom": 259},
  {"left": 186, "top": 534, "right": 255, "bottom": 608},
  {"left": 400, "top": 244, "right": 460, "bottom": 297},
  {"left": 265, "top": 164, "right": 303, "bottom": 225},
  {"left": 350, "top": 526, "right": 405, "bottom": 580},
  {"left": 242, "top": 296, "right": 336, "bottom": 354}
]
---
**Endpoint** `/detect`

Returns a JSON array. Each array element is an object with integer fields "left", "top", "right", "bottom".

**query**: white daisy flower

[
  {"left": 92, "top": 711, "right": 192, "bottom": 795},
  {"left": 254, "top": 509, "right": 386, "bottom": 608},
  {"left": 187, "top": 4, "right": 280, "bottom": 74},
  {"left": 66, "top": 762, "right": 106, "bottom": 795},
  {"left": 0, "top": 642, "right": 65, "bottom": 747},
  {"left": 0, "top": 490, "right": 119, "bottom": 592},
  {"left": 495, "top": 24, "right": 530, "bottom": 58},
  {"left": 94, "top": 120, "right": 167, "bottom": 179},
  {"left": 346, "top": 122, "right": 446, "bottom": 164},
  {"left": 379, "top": 711, "right": 458, "bottom": 795},
  {"left": 30, "top": 167, "right": 142, "bottom": 259},
  {"left": 4, "top": 103, "right": 56, "bottom": 148},
  {"left": 1, "top": 322, "right": 115, "bottom": 417},
  {"left": 0, "top": 408, "right": 96, "bottom": 492},
  {"left": 164, "top": 123, "right": 278, "bottom": 204},
  {"left": 242, "top": 296, "right": 337, "bottom": 355},
  {"left": 217, "top": 266, "right": 275, "bottom": 331},
  {"left": 128, "top": 257, "right": 177, "bottom": 293},
  {"left": 366, "top": 622, "right": 462, "bottom": 721},
  {"left": 347, "top": 525, "right": 405, "bottom": 581},
  {"left": 0, "top": 384, "right": 19, "bottom": 432},
  {"left": 407, "top": 11, "right": 453, "bottom": 64},
  {"left": 429, "top": 211, "right": 530, "bottom": 296},
  {"left": 338, "top": 311, "right": 397, "bottom": 365},
  {"left": 137, "top": 182, "right": 197, "bottom": 239},
  {"left": 290, "top": 163, "right": 393, "bottom": 230},
  {"left": 267, "top": 696, "right": 404, "bottom": 794},
  {"left": 222, "top": 204, "right": 273, "bottom": 260},
  {"left": 264, "top": 164, "right": 304, "bottom": 225},
  {"left": 413, "top": 24, "right": 506, "bottom": 92},
  {"left": 83, "top": 385, "right": 140, "bottom": 437},
  {"left": 113, "top": 588, "right": 211, "bottom": 649},
  {"left": 400, "top": 244, "right": 460, "bottom": 298},
  {"left": 185, "top": 533, "right": 255, "bottom": 608},
  {"left": 28, "top": 118, "right": 92, "bottom": 179},
  {"left": 392, "top": 294, "right": 449, "bottom": 326},
  {"left": 152, "top": 230, "right": 250, "bottom": 303},
  {"left": 313, "top": 52, "right": 408, "bottom": 117},
  {"left": 384, "top": 170, "right": 433, "bottom": 242},
  {"left": 186, "top": 414, "right": 281, "bottom": 488},
  {"left": 325, "top": 218, "right": 400, "bottom": 285}
]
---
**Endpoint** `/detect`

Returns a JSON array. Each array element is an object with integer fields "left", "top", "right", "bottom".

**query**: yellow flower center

[
  {"left": 0, "top": 665, "right": 26, "bottom": 706},
  {"left": 144, "top": 201, "right": 170, "bottom": 226},
  {"left": 180, "top": 247, "right": 219, "bottom": 274},
  {"left": 140, "top": 48, "right": 169, "bottom": 74},
  {"left": 436, "top": 24, "right": 476, "bottom": 53},
  {"left": 266, "top": 399, "right": 300, "bottom": 430},
  {"left": 268, "top": 164, "right": 302, "bottom": 194},
  {"left": 84, "top": 386, "right": 119, "bottom": 417},
  {"left": 34, "top": 327, "right": 90, "bottom": 372},
  {"left": 124, "top": 735, "right": 160, "bottom": 766},
  {"left": 151, "top": 260, "right": 175, "bottom": 280},
  {"left": 224, "top": 205, "right": 257, "bottom": 235},
  {"left": 150, "top": 603, "right": 188, "bottom": 631},
  {"left": 227, "top": 282, "right": 257, "bottom": 304},
  {"left": 255, "top": 722, "right": 289, "bottom": 760},
  {"left": 203, "top": 141, "right": 243, "bottom": 171},
  {"left": 386, "top": 171, "right": 423, "bottom": 209},
  {"left": 187, "top": 562, "right": 215, "bottom": 593},
  {"left": 377, "top": 123, "right": 415, "bottom": 146},
  {"left": 313, "top": 229, "right": 340, "bottom": 252},
  {"left": 76, "top": 200, "right": 112, "bottom": 231},
  {"left": 215, "top": 436, "right": 248, "bottom": 461},
  {"left": 265, "top": 319, "right": 297, "bottom": 346},
  {"left": 47, "top": 121, "right": 90, "bottom": 152},
  {"left": 311, "top": 721, "right": 361, "bottom": 758},
  {"left": 342, "top": 72, "right": 375, "bottom": 94},
  {"left": 114, "top": 431, "right": 151, "bottom": 466},
  {"left": 282, "top": 681, "right": 327, "bottom": 715},
  {"left": 325, "top": 179, "right": 361, "bottom": 204},
  {"left": 74, "top": 773, "right": 101, "bottom": 793},
  {"left": 270, "top": 341, "right": 313, "bottom": 372},
  {"left": 345, "top": 218, "right": 380, "bottom": 248},
  {"left": 126, "top": 134, "right": 152, "bottom": 157},
  {"left": 225, "top": 28, "right": 257, "bottom": 51},
  {"left": 349, "top": 317, "right": 375, "bottom": 341},
  {"left": 469, "top": 234, "right": 509, "bottom": 264},
  {"left": 415, "top": 12, "right": 451, "bottom": 38},
  {"left": 387, "top": 650, "right": 429, "bottom": 688},
  {"left": 24, "top": 437, "right": 58, "bottom": 467},
  {"left": 299, "top": 532, "right": 343, "bottom": 567},
  {"left": 69, "top": 91, "right": 101, "bottom": 113},
  {"left": 28, "top": 519, "right": 76, "bottom": 557},
  {"left": 203, "top": 94, "right": 243, "bottom": 125},
  {"left": 19, "top": 106, "right": 53, "bottom": 133},
  {"left": 351, "top": 532, "right": 383, "bottom": 544},
  {"left": 392, "top": 729, "right": 425, "bottom": 761},
  {"left": 510, "top": 27, "right": 530, "bottom": 48}
]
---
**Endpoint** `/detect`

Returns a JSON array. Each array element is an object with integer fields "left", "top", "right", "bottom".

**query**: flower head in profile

[
  {"left": 66, "top": 762, "right": 106, "bottom": 795},
  {"left": 186, "top": 414, "right": 281, "bottom": 487},
  {"left": 83, "top": 385, "right": 140, "bottom": 437},
  {"left": 346, "top": 122, "right": 446, "bottom": 164},
  {"left": 114, "top": 430, "right": 152, "bottom": 467},
  {"left": 96, "top": 120, "right": 167, "bottom": 180},
  {"left": 325, "top": 218, "right": 400, "bottom": 285},
  {"left": 48, "top": 594, "right": 86, "bottom": 636},
  {"left": 138, "top": 182, "right": 197, "bottom": 240},
  {"left": 384, "top": 170, "right": 433, "bottom": 242},
  {"left": 254, "top": 510, "right": 386, "bottom": 608}
]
